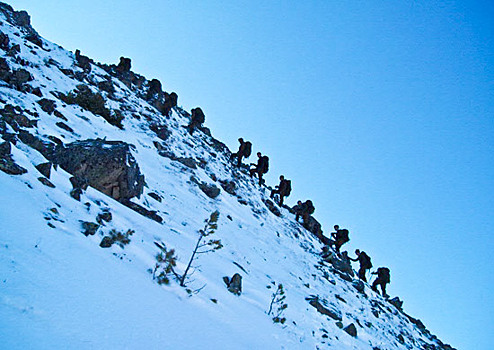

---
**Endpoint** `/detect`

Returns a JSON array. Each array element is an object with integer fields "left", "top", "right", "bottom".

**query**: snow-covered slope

[{"left": 0, "top": 4, "right": 455, "bottom": 349}]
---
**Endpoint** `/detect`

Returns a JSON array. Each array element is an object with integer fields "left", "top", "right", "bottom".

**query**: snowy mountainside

[{"left": 0, "top": 3, "right": 455, "bottom": 350}]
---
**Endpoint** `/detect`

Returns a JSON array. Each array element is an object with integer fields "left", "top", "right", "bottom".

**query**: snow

[{"left": 0, "top": 10, "right": 451, "bottom": 350}]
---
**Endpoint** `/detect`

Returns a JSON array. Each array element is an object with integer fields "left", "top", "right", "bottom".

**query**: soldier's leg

[
  {"left": 335, "top": 240, "right": 342, "bottom": 253},
  {"left": 359, "top": 267, "right": 367, "bottom": 282},
  {"left": 237, "top": 154, "right": 243, "bottom": 167},
  {"left": 258, "top": 171, "right": 263, "bottom": 185},
  {"left": 381, "top": 283, "right": 387, "bottom": 297},
  {"left": 279, "top": 195, "right": 285, "bottom": 206},
  {"left": 371, "top": 279, "right": 379, "bottom": 293}
]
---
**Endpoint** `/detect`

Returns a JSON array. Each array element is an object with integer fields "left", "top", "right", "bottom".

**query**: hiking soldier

[
  {"left": 330, "top": 225, "right": 350, "bottom": 254},
  {"left": 270, "top": 175, "right": 292, "bottom": 206},
  {"left": 186, "top": 107, "right": 205, "bottom": 134},
  {"left": 293, "top": 200, "right": 305, "bottom": 222},
  {"left": 230, "top": 138, "right": 252, "bottom": 167},
  {"left": 301, "top": 200, "right": 315, "bottom": 226},
  {"left": 371, "top": 267, "right": 390, "bottom": 298},
  {"left": 349, "top": 249, "right": 372, "bottom": 282},
  {"left": 249, "top": 152, "right": 269, "bottom": 185}
]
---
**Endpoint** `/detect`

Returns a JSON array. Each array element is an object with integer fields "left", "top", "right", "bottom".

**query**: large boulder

[{"left": 51, "top": 139, "right": 145, "bottom": 202}]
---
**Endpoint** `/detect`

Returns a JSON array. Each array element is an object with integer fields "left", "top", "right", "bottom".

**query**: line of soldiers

[
  {"left": 230, "top": 138, "right": 271, "bottom": 186},
  {"left": 329, "top": 225, "right": 391, "bottom": 297},
  {"left": 229, "top": 138, "right": 391, "bottom": 298}
]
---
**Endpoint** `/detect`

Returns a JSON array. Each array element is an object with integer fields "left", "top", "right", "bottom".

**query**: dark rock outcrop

[
  {"left": 306, "top": 296, "right": 342, "bottom": 321},
  {"left": 10, "top": 68, "right": 33, "bottom": 89},
  {"left": 35, "top": 162, "right": 51, "bottom": 178},
  {"left": 0, "top": 57, "right": 11, "bottom": 81},
  {"left": 17, "top": 130, "right": 56, "bottom": 159},
  {"left": 219, "top": 179, "right": 236, "bottom": 195},
  {"left": 56, "top": 122, "right": 73, "bottom": 133},
  {"left": 0, "top": 31, "right": 9, "bottom": 50},
  {"left": 143, "top": 79, "right": 178, "bottom": 116},
  {"left": 0, "top": 104, "right": 37, "bottom": 130},
  {"left": 388, "top": 297, "right": 404, "bottom": 311},
  {"left": 122, "top": 200, "right": 163, "bottom": 223},
  {"left": 0, "top": 141, "right": 27, "bottom": 175},
  {"left": 303, "top": 215, "right": 326, "bottom": 243},
  {"left": 343, "top": 323, "right": 357, "bottom": 337},
  {"left": 352, "top": 279, "right": 365, "bottom": 293},
  {"left": 0, "top": 3, "right": 39, "bottom": 40},
  {"left": 69, "top": 176, "right": 88, "bottom": 201},
  {"left": 146, "top": 79, "right": 162, "bottom": 99},
  {"left": 51, "top": 139, "right": 145, "bottom": 202},
  {"left": 223, "top": 273, "right": 242, "bottom": 295},
  {"left": 69, "top": 176, "right": 89, "bottom": 191},
  {"left": 37, "top": 98, "right": 56, "bottom": 114},
  {"left": 75, "top": 49, "right": 91, "bottom": 72},
  {"left": 116, "top": 57, "right": 131, "bottom": 73},
  {"left": 177, "top": 157, "right": 197, "bottom": 169},
  {"left": 81, "top": 221, "right": 100, "bottom": 236},
  {"left": 149, "top": 123, "right": 171, "bottom": 141},
  {"left": 199, "top": 182, "right": 220, "bottom": 199},
  {"left": 263, "top": 198, "right": 281, "bottom": 217},
  {"left": 59, "top": 85, "right": 121, "bottom": 128},
  {"left": 147, "top": 192, "right": 162, "bottom": 202},
  {"left": 162, "top": 92, "right": 178, "bottom": 116},
  {"left": 99, "top": 236, "right": 113, "bottom": 248},
  {"left": 25, "top": 33, "right": 43, "bottom": 48}
]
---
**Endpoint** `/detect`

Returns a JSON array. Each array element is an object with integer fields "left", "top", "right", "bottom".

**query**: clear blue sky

[{"left": 11, "top": 1, "right": 493, "bottom": 348}]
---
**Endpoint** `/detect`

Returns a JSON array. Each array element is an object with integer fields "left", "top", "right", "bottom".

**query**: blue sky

[{"left": 11, "top": 1, "right": 493, "bottom": 348}]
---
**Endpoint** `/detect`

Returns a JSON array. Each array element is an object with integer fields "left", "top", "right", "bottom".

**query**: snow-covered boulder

[{"left": 51, "top": 139, "right": 145, "bottom": 202}]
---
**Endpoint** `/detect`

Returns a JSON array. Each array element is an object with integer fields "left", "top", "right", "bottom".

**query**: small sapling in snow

[
  {"left": 267, "top": 282, "right": 288, "bottom": 324},
  {"left": 180, "top": 210, "right": 222, "bottom": 287}
]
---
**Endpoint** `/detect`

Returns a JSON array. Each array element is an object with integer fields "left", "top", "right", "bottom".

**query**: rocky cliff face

[{"left": 0, "top": 3, "right": 455, "bottom": 350}]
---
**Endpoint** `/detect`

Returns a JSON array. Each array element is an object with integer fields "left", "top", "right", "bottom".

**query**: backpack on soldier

[
  {"left": 260, "top": 156, "right": 269, "bottom": 174},
  {"left": 243, "top": 141, "right": 252, "bottom": 158},
  {"left": 360, "top": 252, "right": 372, "bottom": 269},
  {"left": 378, "top": 267, "right": 390, "bottom": 283},
  {"left": 305, "top": 200, "right": 315, "bottom": 215},
  {"left": 336, "top": 229, "right": 349, "bottom": 243},
  {"left": 283, "top": 180, "right": 292, "bottom": 197}
]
